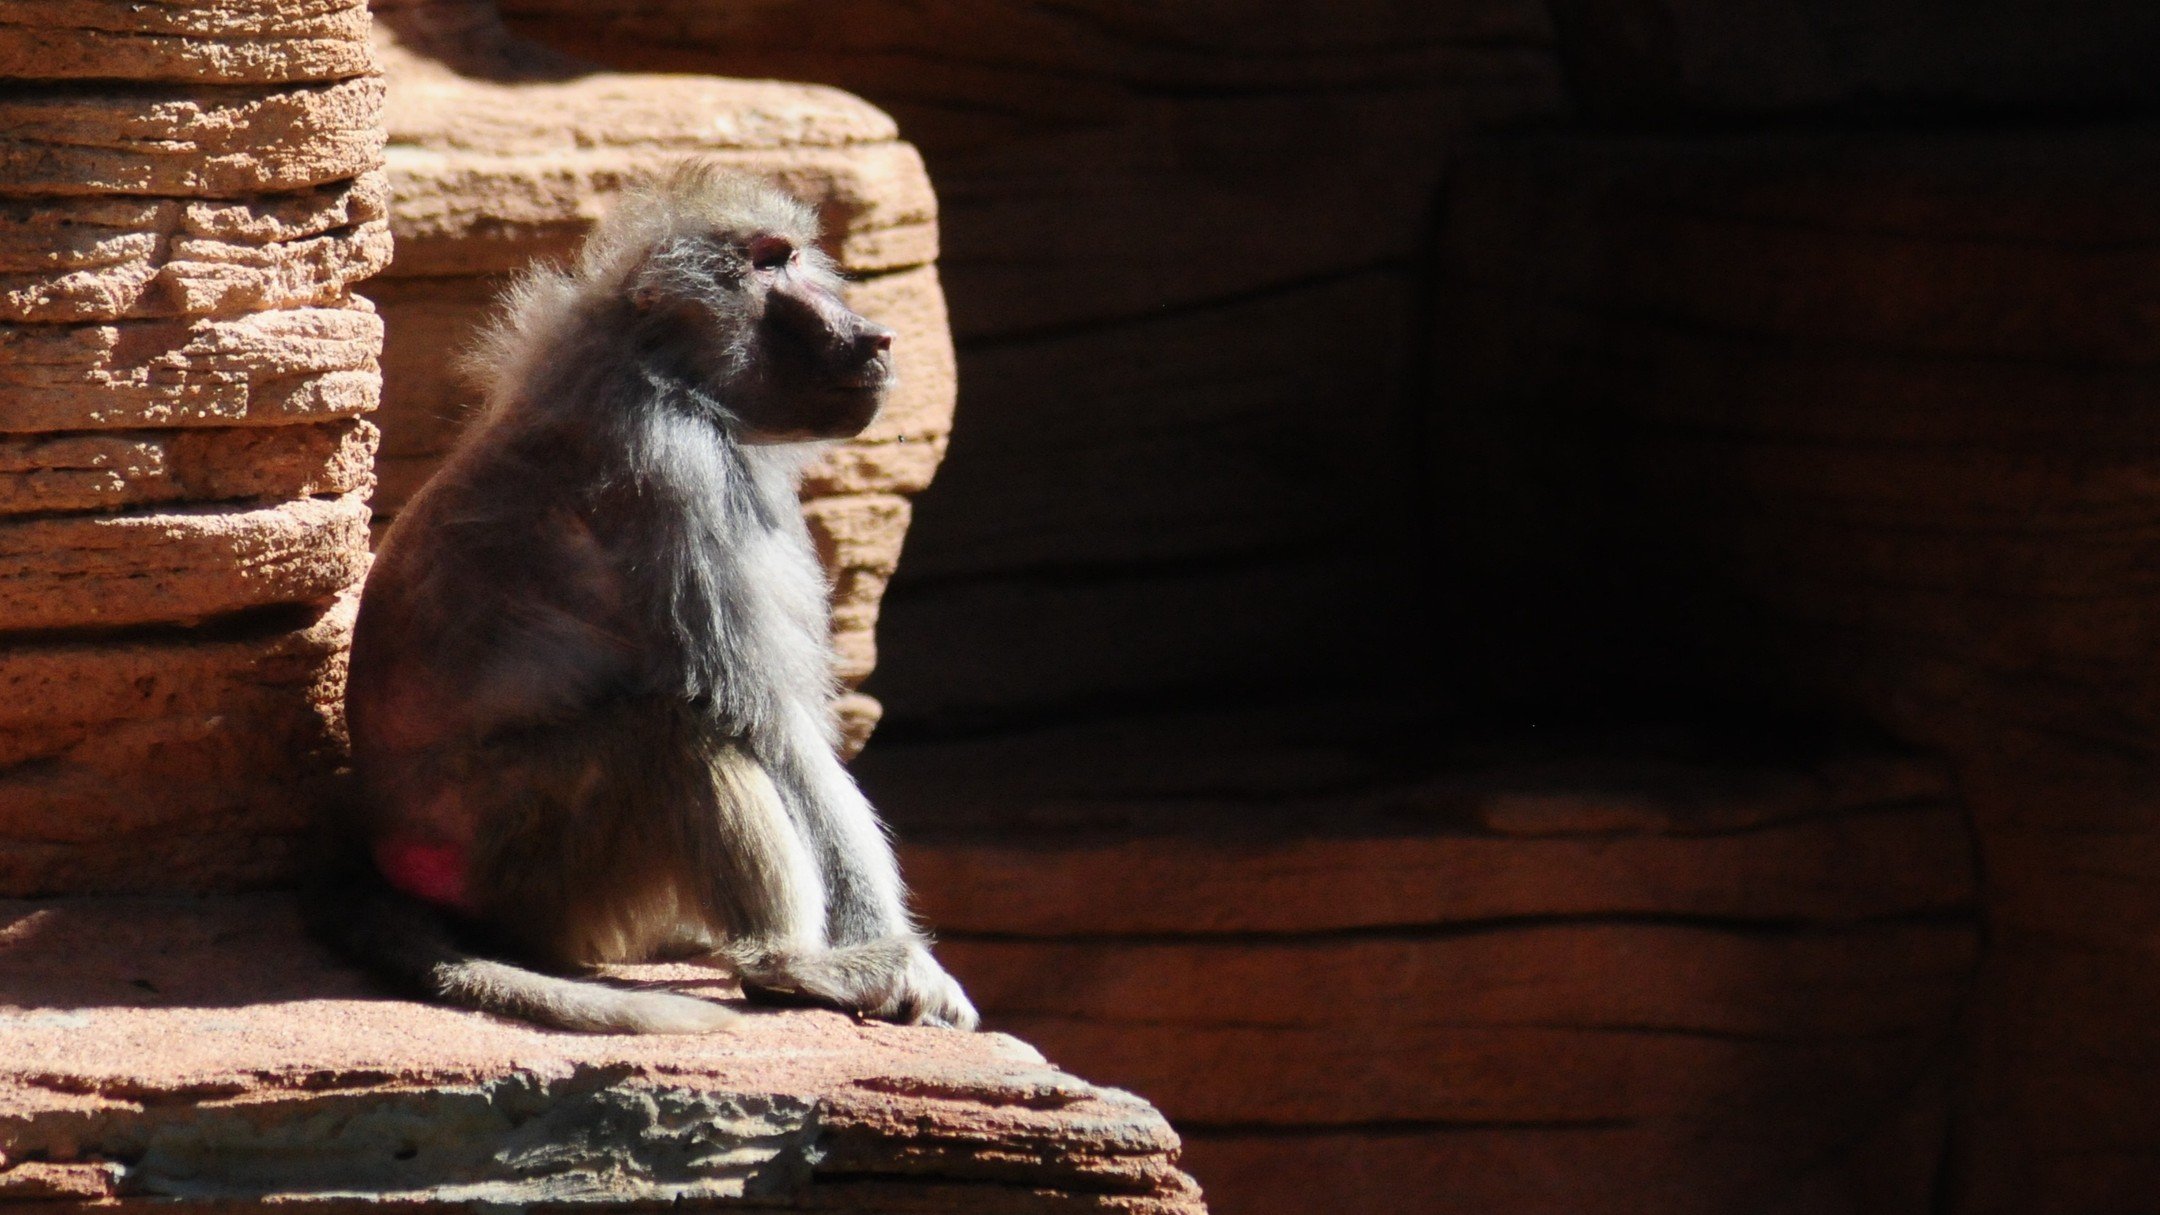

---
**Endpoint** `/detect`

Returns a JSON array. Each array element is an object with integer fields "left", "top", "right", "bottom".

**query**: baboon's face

[
  {"left": 636, "top": 228, "right": 895, "bottom": 442},
  {"left": 735, "top": 232, "right": 895, "bottom": 441}
]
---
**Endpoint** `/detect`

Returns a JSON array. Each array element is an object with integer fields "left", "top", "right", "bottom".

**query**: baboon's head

[
  {"left": 592, "top": 163, "right": 896, "bottom": 440},
  {"left": 481, "top": 163, "right": 894, "bottom": 438}
]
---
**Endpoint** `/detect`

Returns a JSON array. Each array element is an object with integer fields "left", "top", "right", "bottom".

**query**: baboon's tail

[{"left": 303, "top": 863, "right": 739, "bottom": 1035}]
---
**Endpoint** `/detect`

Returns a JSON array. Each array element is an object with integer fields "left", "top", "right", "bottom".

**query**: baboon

[{"left": 312, "top": 164, "right": 977, "bottom": 1033}]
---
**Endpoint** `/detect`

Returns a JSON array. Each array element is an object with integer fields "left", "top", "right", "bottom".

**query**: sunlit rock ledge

[{"left": 0, "top": 895, "right": 1205, "bottom": 1212}]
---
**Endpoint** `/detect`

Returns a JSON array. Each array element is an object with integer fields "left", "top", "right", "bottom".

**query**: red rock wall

[
  {"left": 865, "top": 714, "right": 1981, "bottom": 1215},
  {"left": 0, "top": 1, "right": 386, "bottom": 894},
  {"left": 1432, "top": 129, "right": 2160, "bottom": 1215},
  {"left": 1424, "top": 16, "right": 2160, "bottom": 1210}
]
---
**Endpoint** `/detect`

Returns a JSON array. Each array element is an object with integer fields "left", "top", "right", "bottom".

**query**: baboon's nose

[
  {"left": 854, "top": 324, "right": 895, "bottom": 360},
  {"left": 833, "top": 321, "right": 897, "bottom": 390}
]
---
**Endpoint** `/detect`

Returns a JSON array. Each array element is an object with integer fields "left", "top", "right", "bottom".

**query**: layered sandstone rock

[
  {"left": 863, "top": 706, "right": 1980, "bottom": 1215},
  {"left": 0, "top": 2, "right": 383, "bottom": 896},
  {"left": 0, "top": 0, "right": 375, "bottom": 84},
  {"left": 1430, "top": 131, "right": 2160, "bottom": 1215},
  {"left": 0, "top": 895, "right": 1205, "bottom": 1213},
  {"left": 366, "top": 0, "right": 957, "bottom": 753},
  {"left": 0, "top": 179, "right": 389, "bottom": 323}
]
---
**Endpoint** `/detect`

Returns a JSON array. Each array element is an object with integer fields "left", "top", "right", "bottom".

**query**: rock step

[
  {"left": 0, "top": 894, "right": 1204, "bottom": 1213},
  {"left": 1181, "top": 1114, "right": 1945, "bottom": 1215},
  {"left": 861, "top": 710, "right": 1980, "bottom": 1215},
  {"left": 903, "top": 796, "right": 1969, "bottom": 934},
  {"left": 0, "top": 493, "right": 371, "bottom": 633}
]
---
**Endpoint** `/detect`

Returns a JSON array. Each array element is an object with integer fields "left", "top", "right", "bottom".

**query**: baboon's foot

[{"left": 733, "top": 936, "right": 979, "bottom": 1030}]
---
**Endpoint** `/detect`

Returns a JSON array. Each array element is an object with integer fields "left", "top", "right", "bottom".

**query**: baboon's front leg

[{"left": 730, "top": 712, "right": 978, "bottom": 1030}]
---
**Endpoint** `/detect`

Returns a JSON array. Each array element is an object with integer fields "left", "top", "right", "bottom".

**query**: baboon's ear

[
  {"left": 627, "top": 257, "right": 671, "bottom": 313},
  {"left": 626, "top": 236, "right": 699, "bottom": 313}
]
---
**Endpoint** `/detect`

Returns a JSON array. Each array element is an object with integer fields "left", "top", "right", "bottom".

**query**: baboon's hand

[
  {"left": 736, "top": 937, "right": 980, "bottom": 1030},
  {"left": 884, "top": 944, "right": 980, "bottom": 1030}
]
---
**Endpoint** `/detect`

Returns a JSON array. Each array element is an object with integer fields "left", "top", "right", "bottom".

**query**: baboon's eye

[{"left": 747, "top": 235, "right": 795, "bottom": 271}]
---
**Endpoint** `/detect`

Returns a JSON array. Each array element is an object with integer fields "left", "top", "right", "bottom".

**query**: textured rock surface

[
  {"left": 0, "top": 0, "right": 375, "bottom": 84},
  {"left": 0, "top": 1, "right": 383, "bottom": 896},
  {"left": 0, "top": 895, "right": 1204, "bottom": 1212},
  {"left": 0, "top": 493, "right": 372, "bottom": 632},
  {"left": 0, "top": 421, "right": 377, "bottom": 516},
  {"left": 1428, "top": 131, "right": 2160, "bottom": 1215},
  {"left": 0, "top": 77, "right": 386, "bottom": 198},
  {"left": 861, "top": 707, "right": 1980, "bottom": 1215},
  {"left": 0, "top": 600, "right": 355, "bottom": 896},
  {"left": 367, "top": 1, "right": 957, "bottom": 749},
  {"left": 0, "top": 307, "right": 382, "bottom": 431},
  {"left": 499, "top": 0, "right": 1568, "bottom": 732},
  {"left": 0, "top": 176, "right": 391, "bottom": 323}
]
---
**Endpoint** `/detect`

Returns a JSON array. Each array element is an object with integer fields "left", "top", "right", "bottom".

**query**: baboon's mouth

[{"left": 831, "top": 363, "right": 895, "bottom": 392}]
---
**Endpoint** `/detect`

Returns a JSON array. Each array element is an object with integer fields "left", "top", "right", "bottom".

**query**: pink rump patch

[{"left": 373, "top": 836, "right": 474, "bottom": 912}]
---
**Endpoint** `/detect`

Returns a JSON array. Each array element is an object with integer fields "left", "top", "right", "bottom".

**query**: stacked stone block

[
  {"left": 0, "top": 1, "right": 387, "bottom": 895},
  {"left": 367, "top": 0, "right": 956, "bottom": 755}
]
